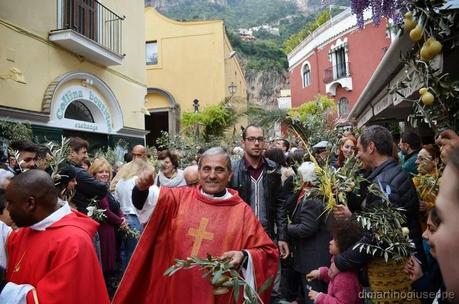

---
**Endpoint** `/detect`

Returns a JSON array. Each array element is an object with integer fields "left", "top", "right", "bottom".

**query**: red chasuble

[
  {"left": 6, "top": 211, "right": 110, "bottom": 304},
  {"left": 113, "top": 187, "right": 279, "bottom": 304}
]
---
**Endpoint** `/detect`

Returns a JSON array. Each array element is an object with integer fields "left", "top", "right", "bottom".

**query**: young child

[{"left": 306, "top": 218, "right": 363, "bottom": 304}]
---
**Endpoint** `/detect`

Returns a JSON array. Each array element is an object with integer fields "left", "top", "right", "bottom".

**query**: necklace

[{"left": 13, "top": 251, "right": 26, "bottom": 273}]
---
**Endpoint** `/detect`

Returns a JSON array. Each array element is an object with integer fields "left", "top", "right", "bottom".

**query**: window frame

[
  {"left": 338, "top": 97, "right": 349, "bottom": 117},
  {"left": 145, "top": 40, "right": 158, "bottom": 65},
  {"left": 301, "top": 61, "right": 311, "bottom": 88}
]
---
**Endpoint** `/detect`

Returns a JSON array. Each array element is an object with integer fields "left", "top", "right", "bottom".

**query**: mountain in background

[{"left": 144, "top": 0, "right": 349, "bottom": 105}]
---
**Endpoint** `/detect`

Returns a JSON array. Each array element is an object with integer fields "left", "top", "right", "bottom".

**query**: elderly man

[
  {"left": 183, "top": 164, "right": 199, "bottom": 186},
  {"left": 110, "top": 144, "right": 147, "bottom": 192},
  {"left": 114, "top": 147, "right": 278, "bottom": 304},
  {"left": 0, "top": 170, "right": 109, "bottom": 303}
]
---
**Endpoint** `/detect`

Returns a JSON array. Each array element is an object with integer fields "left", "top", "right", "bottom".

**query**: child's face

[{"left": 329, "top": 239, "right": 339, "bottom": 255}]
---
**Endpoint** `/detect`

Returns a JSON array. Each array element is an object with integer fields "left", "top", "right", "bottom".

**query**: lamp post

[
  {"left": 228, "top": 82, "right": 237, "bottom": 97},
  {"left": 192, "top": 99, "right": 200, "bottom": 139},
  {"left": 193, "top": 99, "right": 200, "bottom": 113}
]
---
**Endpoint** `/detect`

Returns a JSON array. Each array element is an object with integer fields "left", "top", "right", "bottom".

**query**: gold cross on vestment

[{"left": 188, "top": 218, "right": 214, "bottom": 256}]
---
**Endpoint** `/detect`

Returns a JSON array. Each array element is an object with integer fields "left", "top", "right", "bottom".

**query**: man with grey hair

[
  {"left": 183, "top": 164, "right": 199, "bottom": 186},
  {"left": 115, "top": 147, "right": 279, "bottom": 304}
]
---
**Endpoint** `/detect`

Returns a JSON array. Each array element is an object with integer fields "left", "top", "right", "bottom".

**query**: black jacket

[
  {"left": 68, "top": 161, "right": 108, "bottom": 214},
  {"left": 228, "top": 158, "right": 288, "bottom": 241},
  {"left": 288, "top": 196, "right": 331, "bottom": 274},
  {"left": 335, "top": 159, "right": 424, "bottom": 271}
]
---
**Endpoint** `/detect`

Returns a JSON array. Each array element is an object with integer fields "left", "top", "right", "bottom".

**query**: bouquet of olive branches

[
  {"left": 353, "top": 182, "right": 415, "bottom": 262},
  {"left": 118, "top": 224, "right": 141, "bottom": 240},
  {"left": 86, "top": 198, "right": 106, "bottom": 223},
  {"left": 46, "top": 137, "right": 71, "bottom": 180},
  {"left": 164, "top": 254, "right": 273, "bottom": 304}
]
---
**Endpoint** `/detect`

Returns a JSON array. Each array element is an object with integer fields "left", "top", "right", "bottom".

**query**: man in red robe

[
  {"left": 0, "top": 169, "right": 110, "bottom": 304},
  {"left": 113, "top": 147, "right": 279, "bottom": 303}
]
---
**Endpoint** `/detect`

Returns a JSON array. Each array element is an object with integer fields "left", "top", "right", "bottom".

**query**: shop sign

[{"left": 55, "top": 86, "right": 112, "bottom": 133}]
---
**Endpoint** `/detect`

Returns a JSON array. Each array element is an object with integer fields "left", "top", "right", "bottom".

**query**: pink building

[{"left": 288, "top": 9, "right": 391, "bottom": 119}]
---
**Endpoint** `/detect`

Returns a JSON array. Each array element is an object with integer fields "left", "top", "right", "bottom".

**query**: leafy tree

[
  {"left": 181, "top": 99, "right": 241, "bottom": 142},
  {"left": 0, "top": 120, "right": 33, "bottom": 143},
  {"left": 283, "top": 10, "right": 332, "bottom": 54}
]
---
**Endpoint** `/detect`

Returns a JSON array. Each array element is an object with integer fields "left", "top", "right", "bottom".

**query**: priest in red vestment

[
  {"left": 0, "top": 169, "right": 110, "bottom": 304},
  {"left": 113, "top": 147, "right": 279, "bottom": 304}
]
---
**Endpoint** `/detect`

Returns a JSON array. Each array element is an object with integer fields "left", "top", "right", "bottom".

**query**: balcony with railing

[
  {"left": 323, "top": 62, "right": 351, "bottom": 83},
  {"left": 323, "top": 62, "right": 353, "bottom": 95},
  {"left": 49, "top": 0, "right": 125, "bottom": 66}
]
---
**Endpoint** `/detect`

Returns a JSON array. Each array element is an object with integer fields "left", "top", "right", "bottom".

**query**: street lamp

[
  {"left": 193, "top": 99, "right": 200, "bottom": 113},
  {"left": 228, "top": 82, "right": 237, "bottom": 97}
]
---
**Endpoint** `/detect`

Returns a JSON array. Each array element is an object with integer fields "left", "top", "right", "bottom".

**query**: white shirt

[{"left": 115, "top": 177, "right": 138, "bottom": 216}]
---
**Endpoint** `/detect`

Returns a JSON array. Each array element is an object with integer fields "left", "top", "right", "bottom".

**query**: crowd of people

[{"left": 0, "top": 124, "right": 458, "bottom": 303}]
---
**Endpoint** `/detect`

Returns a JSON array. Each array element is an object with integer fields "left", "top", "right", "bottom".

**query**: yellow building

[
  {"left": 0, "top": 0, "right": 148, "bottom": 151},
  {"left": 144, "top": 8, "right": 247, "bottom": 145}
]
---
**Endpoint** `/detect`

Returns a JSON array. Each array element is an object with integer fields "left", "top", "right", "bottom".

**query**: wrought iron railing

[
  {"left": 54, "top": 0, "right": 124, "bottom": 55},
  {"left": 323, "top": 62, "right": 351, "bottom": 83}
]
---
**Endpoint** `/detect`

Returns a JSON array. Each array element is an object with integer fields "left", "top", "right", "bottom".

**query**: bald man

[
  {"left": 183, "top": 164, "right": 199, "bottom": 186},
  {"left": 0, "top": 170, "right": 109, "bottom": 303},
  {"left": 131, "top": 145, "right": 147, "bottom": 160}
]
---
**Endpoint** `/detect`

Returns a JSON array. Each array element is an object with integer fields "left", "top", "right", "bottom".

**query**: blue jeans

[{"left": 120, "top": 214, "right": 142, "bottom": 272}]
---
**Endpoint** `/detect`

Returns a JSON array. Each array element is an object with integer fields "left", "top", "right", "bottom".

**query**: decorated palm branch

[
  {"left": 412, "top": 159, "right": 442, "bottom": 203},
  {"left": 354, "top": 182, "right": 415, "bottom": 262},
  {"left": 164, "top": 254, "right": 272, "bottom": 304},
  {"left": 307, "top": 150, "right": 365, "bottom": 214}
]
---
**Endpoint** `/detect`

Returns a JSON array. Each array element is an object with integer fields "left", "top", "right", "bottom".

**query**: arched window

[
  {"left": 338, "top": 97, "right": 349, "bottom": 117},
  {"left": 301, "top": 62, "right": 311, "bottom": 88},
  {"left": 64, "top": 100, "right": 95, "bottom": 122}
]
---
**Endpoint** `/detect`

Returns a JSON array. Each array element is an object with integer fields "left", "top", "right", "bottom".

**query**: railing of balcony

[
  {"left": 55, "top": 0, "right": 124, "bottom": 55},
  {"left": 323, "top": 62, "right": 351, "bottom": 83}
]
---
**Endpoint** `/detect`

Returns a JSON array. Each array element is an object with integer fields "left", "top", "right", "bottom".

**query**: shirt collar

[
  {"left": 243, "top": 155, "right": 264, "bottom": 169},
  {"left": 200, "top": 189, "right": 233, "bottom": 200},
  {"left": 30, "top": 202, "right": 72, "bottom": 231}
]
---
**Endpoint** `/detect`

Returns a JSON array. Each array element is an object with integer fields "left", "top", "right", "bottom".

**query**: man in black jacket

[
  {"left": 67, "top": 137, "right": 107, "bottom": 213},
  {"left": 228, "top": 124, "right": 289, "bottom": 302},
  {"left": 332, "top": 125, "right": 424, "bottom": 276}
]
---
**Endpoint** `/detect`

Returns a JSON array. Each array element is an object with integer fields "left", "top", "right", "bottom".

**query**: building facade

[
  {"left": 0, "top": 0, "right": 148, "bottom": 151},
  {"left": 288, "top": 9, "right": 391, "bottom": 120},
  {"left": 144, "top": 8, "right": 247, "bottom": 146}
]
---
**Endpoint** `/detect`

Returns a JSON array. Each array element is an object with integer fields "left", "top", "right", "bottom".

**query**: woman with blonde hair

[
  {"left": 89, "top": 158, "right": 126, "bottom": 287},
  {"left": 114, "top": 158, "right": 156, "bottom": 272}
]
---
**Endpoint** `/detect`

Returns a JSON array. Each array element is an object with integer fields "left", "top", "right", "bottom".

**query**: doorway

[{"left": 145, "top": 111, "right": 169, "bottom": 147}]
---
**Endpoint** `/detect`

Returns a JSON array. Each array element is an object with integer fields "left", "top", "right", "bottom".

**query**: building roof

[{"left": 288, "top": 8, "right": 373, "bottom": 70}]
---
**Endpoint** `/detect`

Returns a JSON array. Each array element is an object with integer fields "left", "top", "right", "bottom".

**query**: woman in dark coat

[{"left": 288, "top": 161, "right": 331, "bottom": 304}]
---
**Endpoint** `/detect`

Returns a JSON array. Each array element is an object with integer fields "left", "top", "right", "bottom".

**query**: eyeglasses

[{"left": 245, "top": 137, "right": 265, "bottom": 143}]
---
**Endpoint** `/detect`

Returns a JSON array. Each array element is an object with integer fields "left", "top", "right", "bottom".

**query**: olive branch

[{"left": 164, "top": 254, "right": 272, "bottom": 304}]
